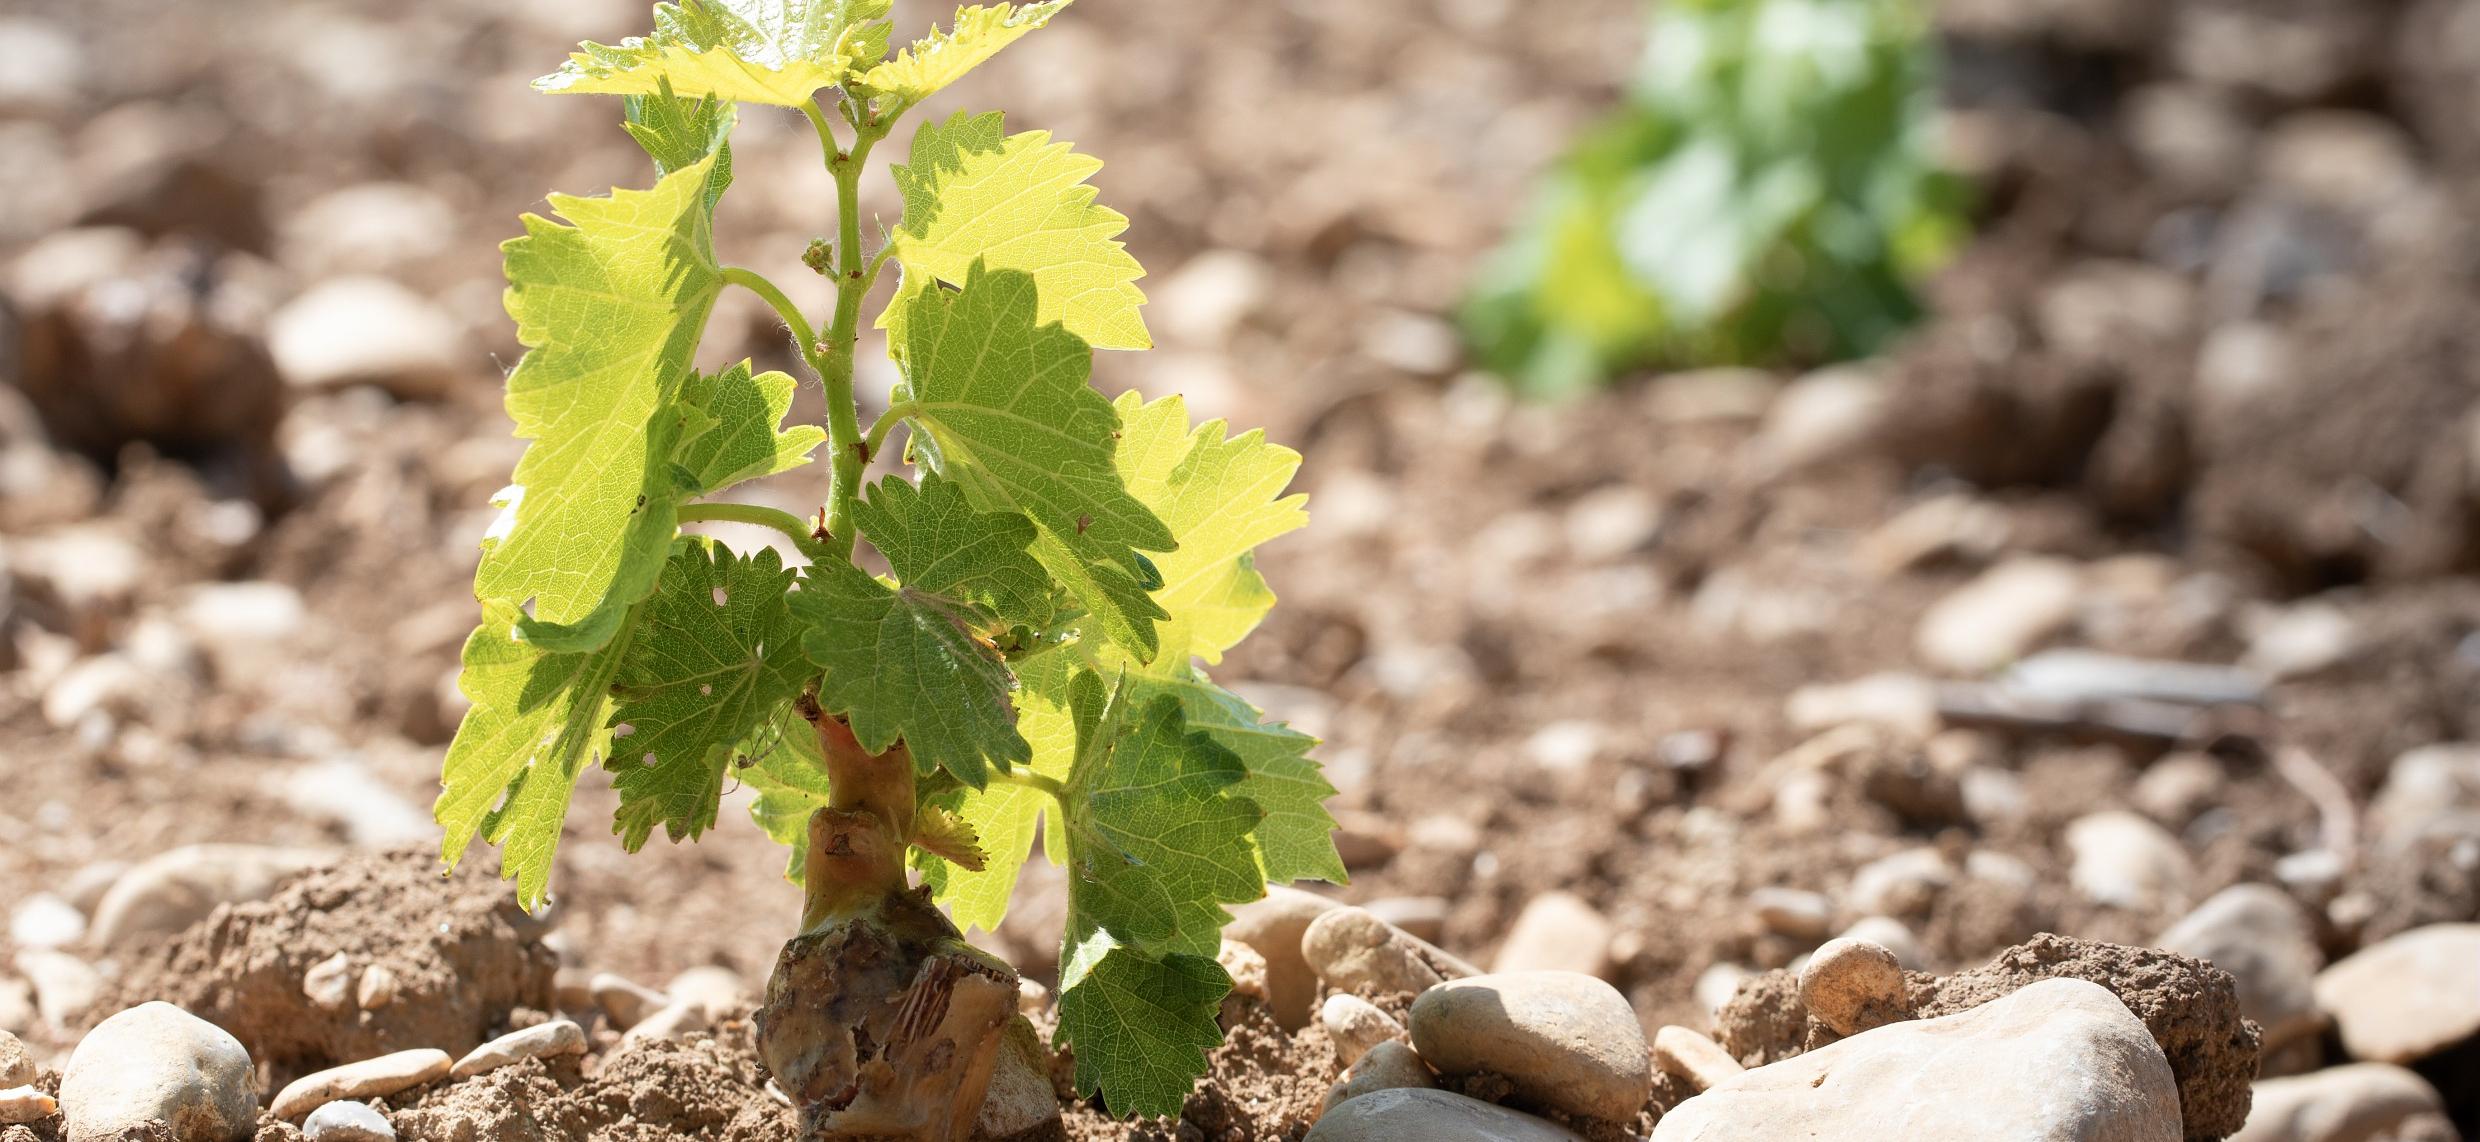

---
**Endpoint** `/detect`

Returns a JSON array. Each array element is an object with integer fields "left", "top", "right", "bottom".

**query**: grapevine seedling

[{"left": 432, "top": 2, "right": 1342, "bottom": 1134}]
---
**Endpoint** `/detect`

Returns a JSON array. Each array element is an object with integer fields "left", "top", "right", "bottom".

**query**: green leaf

[
  {"left": 790, "top": 478, "right": 1041, "bottom": 786},
  {"left": 622, "top": 82, "right": 736, "bottom": 210},
  {"left": 741, "top": 702, "right": 834, "bottom": 881},
  {"left": 1132, "top": 671, "right": 1344, "bottom": 886},
  {"left": 480, "top": 147, "right": 729, "bottom": 652},
  {"left": 855, "top": 472, "right": 1054, "bottom": 627},
  {"left": 899, "top": 262, "right": 1173, "bottom": 657},
  {"left": 1109, "top": 393, "right": 1305, "bottom": 664},
  {"left": 858, "top": 2, "right": 1072, "bottom": 105},
  {"left": 1055, "top": 931, "right": 1229, "bottom": 1119},
  {"left": 606, "top": 543, "right": 810, "bottom": 849},
  {"left": 1061, "top": 677, "right": 1265, "bottom": 957},
  {"left": 673, "top": 361, "right": 826, "bottom": 495},
  {"left": 435, "top": 601, "right": 634, "bottom": 910},
  {"left": 539, "top": 0, "right": 893, "bottom": 106},
  {"left": 889, "top": 110, "right": 1149, "bottom": 351}
]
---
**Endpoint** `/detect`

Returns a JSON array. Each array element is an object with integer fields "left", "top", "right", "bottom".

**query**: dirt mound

[
  {"left": 101, "top": 849, "right": 556, "bottom": 1083},
  {"left": 1063, "top": 992, "right": 1337, "bottom": 1141},
  {"left": 1916, "top": 933, "right": 2259, "bottom": 1142}
]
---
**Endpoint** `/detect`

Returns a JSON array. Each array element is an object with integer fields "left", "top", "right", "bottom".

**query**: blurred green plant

[{"left": 1464, "top": 0, "right": 1966, "bottom": 397}]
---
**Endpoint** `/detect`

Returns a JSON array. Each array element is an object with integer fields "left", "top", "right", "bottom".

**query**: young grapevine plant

[{"left": 432, "top": 1, "right": 1341, "bottom": 1131}]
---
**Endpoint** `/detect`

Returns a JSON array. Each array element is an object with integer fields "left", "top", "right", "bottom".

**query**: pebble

[
  {"left": 0, "top": 1029, "right": 29, "bottom": 1086},
  {"left": 2154, "top": 885, "right": 2324, "bottom": 1053},
  {"left": 2367, "top": 743, "right": 2480, "bottom": 853},
  {"left": 9, "top": 893, "right": 85, "bottom": 950},
  {"left": 1320, "top": 1040, "right": 1436, "bottom": 1117},
  {"left": 1784, "top": 673, "right": 1940, "bottom": 739},
  {"left": 1320, "top": 994, "right": 1405, "bottom": 1068},
  {"left": 1693, "top": 963, "right": 1750, "bottom": 1015},
  {"left": 1492, "top": 892, "right": 1612, "bottom": 977},
  {"left": 1151, "top": 249, "right": 1270, "bottom": 347},
  {"left": 1408, "top": 971, "right": 1650, "bottom": 1125},
  {"left": 2228, "top": 1062, "right": 2446, "bottom": 1142},
  {"left": 665, "top": 965, "right": 745, "bottom": 1020},
  {"left": 451, "top": 1019, "right": 585, "bottom": 1077},
  {"left": 1751, "top": 364, "right": 1888, "bottom": 477},
  {"left": 1914, "top": 557, "right": 2083, "bottom": 675},
  {"left": 1653, "top": 979, "right": 2180, "bottom": 1141},
  {"left": 975, "top": 1017, "right": 1062, "bottom": 1141},
  {"left": 280, "top": 182, "right": 456, "bottom": 279},
  {"left": 1799, "top": 938, "right": 1912, "bottom": 1037},
  {"left": 618, "top": 1001, "right": 708, "bottom": 1050},
  {"left": 589, "top": 972, "right": 668, "bottom": 1030},
  {"left": 356, "top": 963, "right": 399, "bottom": 1010},
  {"left": 1846, "top": 848, "right": 1955, "bottom": 919},
  {"left": 1749, "top": 887, "right": 1834, "bottom": 941},
  {"left": 59, "top": 1002, "right": 256, "bottom": 1142},
  {"left": 301, "top": 1100, "right": 395, "bottom": 1142},
  {"left": 1651, "top": 1025, "right": 1742, "bottom": 1092},
  {"left": 1305, "top": 1087, "right": 1587, "bottom": 1141},
  {"left": 17, "top": 950, "right": 99, "bottom": 1030},
  {"left": 267, "top": 276, "right": 465, "bottom": 399},
  {"left": 1218, "top": 939, "right": 1271, "bottom": 1006},
  {"left": 2313, "top": 923, "right": 2480, "bottom": 1064},
  {"left": 41, "top": 654, "right": 152, "bottom": 729},
  {"left": 2066, "top": 811, "right": 2195, "bottom": 912},
  {"left": 1226, "top": 886, "right": 1338, "bottom": 1031},
  {"left": 303, "top": 953, "right": 355, "bottom": 1012},
  {"left": 89, "top": 844, "right": 334, "bottom": 949},
  {"left": 272, "top": 1050, "right": 451, "bottom": 1121},
  {"left": 1303, "top": 907, "right": 1476, "bottom": 997},
  {"left": 0, "top": 1084, "right": 54, "bottom": 1124}
]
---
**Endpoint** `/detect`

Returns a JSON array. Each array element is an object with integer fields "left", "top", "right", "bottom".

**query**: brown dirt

[{"left": 100, "top": 848, "right": 557, "bottom": 1085}]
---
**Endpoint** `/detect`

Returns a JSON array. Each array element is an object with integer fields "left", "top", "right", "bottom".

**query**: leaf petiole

[
  {"left": 990, "top": 767, "right": 1068, "bottom": 802},
  {"left": 721, "top": 266, "right": 828, "bottom": 371},
  {"left": 678, "top": 502, "right": 836, "bottom": 563}
]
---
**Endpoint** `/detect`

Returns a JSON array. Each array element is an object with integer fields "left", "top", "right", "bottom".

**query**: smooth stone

[
  {"left": 1835, "top": 917, "right": 1922, "bottom": 968},
  {"left": 59, "top": 1002, "right": 256, "bottom": 1142},
  {"left": 1749, "top": 887, "right": 1834, "bottom": 941},
  {"left": 1653, "top": 979, "right": 2180, "bottom": 1141},
  {"left": 11, "top": 893, "right": 86, "bottom": 949},
  {"left": 1651, "top": 1025, "right": 1742, "bottom": 1093},
  {"left": 1218, "top": 939, "right": 1270, "bottom": 1005},
  {"left": 1226, "top": 886, "right": 1338, "bottom": 1031},
  {"left": 1362, "top": 897, "right": 1449, "bottom": 945},
  {"left": 1493, "top": 892, "right": 1613, "bottom": 977},
  {"left": 451, "top": 1019, "right": 585, "bottom": 1077},
  {"left": 303, "top": 953, "right": 354, "bottom": 1011},
  {"left": 88, "top": 845, "right": 333, "bottom": 949},
  {"left": 1305, "top": 1088, "right": 1587, "bottom": 1141},
  {"left": 1914, "top": 557, "right": 2082, "bottom": 675},
  {"left": 1409, "top": 971, "right": 1650, "bottom": 1125},
  {"left": 2229, "top": 1063, "right": 2447, "bottom": 1142},
  {"left": 1320, "top": 1040, "right": 1437, "bottom": 1118},
  {"left": 1304, "top": 907, "right": 1477, "bottom": 997},
  {"left": 665, "top": 965, "right": 744, "bottom": 1020},
  {"left": 18, "top": 950, "right": 99, "bottom": 1029},
  {"left": 2154, "top": 885, "right": 2324, "bottom": 1051},
  {"left": 0, "top": 1086, "right": 57, "bottom": 1126},
  {"left": 1846, "top": 848, "right": 1955, "bottom": 919},
  {"left": 1320, "top": 993, "right": 1404, "bottom": 1068},
  {"left": 270, "top": 1049, "right": 451, "bottom": 1120},
  {"left": 1752, "top": 364, "right": 1888, "bottom": 477},
  {"left": 301, "top": 1100, "right": 394, "bottom": 1142},
  {"left": 974, "top": 1017, "right": 1061, "bottom": 1142},
  {"left": 1799, "top": 937, "right": 1911, "bottom": 1037},
  {"left": 267, "top": 276, "right": 463, "bottom": 399},
  {"left": 589, "top": 972, "right": 667, "bottom": 1030},
  {"left": 2066, "top": 811, "right": 2195, "bottom": 912},
  {"left": 618, "top": 1000, "right": 708, "bottom": 1050},
  {"left": 355, "top": 963, "right": 398, "bottom": 1010},
  {"left": 2314, "top": 924, "right": 2480, "bottom": 1064}
]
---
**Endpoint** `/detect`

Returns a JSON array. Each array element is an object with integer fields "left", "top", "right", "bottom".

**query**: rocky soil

[{"left": 2, "top": 0, "right": 2478, "bottom": 1138}]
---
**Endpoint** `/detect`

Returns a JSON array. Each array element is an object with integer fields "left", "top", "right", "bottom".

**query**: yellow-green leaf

[
  {"left": 539, "top": 0, "right": 892, "bottom": 106},
  {"left": 1109, "top": 392, "right": 1306, "bottom": 664},
  {"left": 857, "top": 2, "right": 1073, "bottom": 105}
]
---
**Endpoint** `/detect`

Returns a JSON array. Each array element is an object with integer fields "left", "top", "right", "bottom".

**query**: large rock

[
  {"left": 2155, "top": 885, "right": 2324, "bottom": 1055},
  {"left": 1305, "top": 1088, "right": 1587, "bottom": 1141},
  {"left": 1918, "top": 933, "right": 2258, "bottom": 1141},
  {"left": 1655, "top": 979, "right": 2180, "bottom": 1141},
  {"left": 58, "top": 1002, "right": 257, "bottom": 1142},
  {"left": 1303, "top": 906, "right": 1476, "bottom": 997},
  {"left": 2230, "top": 1063, "right": 2448, "bottom": 1142},
  {"left": 2314, "top": 924, "right": 2480, "bottom": 1064},
  {"left": 1408, "top": 971, "right": 1650, "bottom": 1126}
]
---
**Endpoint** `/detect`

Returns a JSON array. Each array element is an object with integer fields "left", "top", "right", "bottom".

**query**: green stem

[
  {"left": 862, "top": 403, "right": 909, "bottom": 467},
  {"left": 676, "top": 502, "right": 831, "bottom": 562},
  {"left": 991, "top": 768, "right": 1068, "bottom": 801},
  {"left": 721, "top": 266, "right": 826, "bottom": 373},
  {"left": 817, "top": 97, "right": 891, "bottom": 562}
]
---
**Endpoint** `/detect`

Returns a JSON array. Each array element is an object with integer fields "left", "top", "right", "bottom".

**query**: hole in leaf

[{"left": 712, "top": 586, "right": 729, "bottom": 606}]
